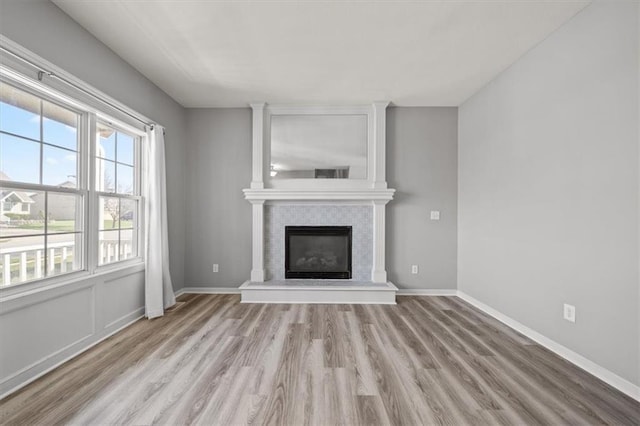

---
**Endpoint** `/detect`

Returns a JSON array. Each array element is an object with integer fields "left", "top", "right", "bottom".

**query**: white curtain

[{"left": 144, "top": 125, "right": 176, "bottom": 318}]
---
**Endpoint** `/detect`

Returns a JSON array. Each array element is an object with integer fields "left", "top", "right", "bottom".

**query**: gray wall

[
  {"left": 184, "top": 107, "right": 459, "bottom": 290},
  {"left": 0, "top": 0, "right": 187, "bottom": 290},
  {"left": 184, "top": 109, "right": 252, "bottom": 288},
  {"left": 0, "top": 0, "right": 187, "bottom": 395},
  {"left": 387, "top": 107, "right": 458, "bottom": 289},
  {"left": 458, "top": 1, "right": 639, "bottom": 386}
]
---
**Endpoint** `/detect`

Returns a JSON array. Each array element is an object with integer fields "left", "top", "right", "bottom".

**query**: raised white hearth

[
  {"left": 241, "top": 102, "right": 397, "bottom": 304},
  {"left": 240, "top": 280, "right": 398, "bottom": 304}
]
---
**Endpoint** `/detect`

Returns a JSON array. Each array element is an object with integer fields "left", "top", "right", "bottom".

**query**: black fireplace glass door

[{"left": 285, "top": 226, "right": 352, "bottom": 279}]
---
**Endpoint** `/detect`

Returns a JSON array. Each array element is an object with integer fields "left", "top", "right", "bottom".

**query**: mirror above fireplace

[{"left": 270, "top": 114, "right": 368, "bottom": 180}]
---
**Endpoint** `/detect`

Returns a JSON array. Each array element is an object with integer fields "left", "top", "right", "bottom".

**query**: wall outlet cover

[
  {"left": 213, "top": 264, "right": 219, "bottom": 273},
  {"left": 411, "top": 265, "right": 419, "bottom": 274},
  {"left": 563, "top": 303, "right": 576, "bottom": 323},
  {"left": 430, "top": 211, "right": 440, "bottom": 220}
]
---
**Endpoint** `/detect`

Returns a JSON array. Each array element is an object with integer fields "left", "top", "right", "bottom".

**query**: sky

[{"left": 0, "top": 100, "right": 135, "bottom": 192}]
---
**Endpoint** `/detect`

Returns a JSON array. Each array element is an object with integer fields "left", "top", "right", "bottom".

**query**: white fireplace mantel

[
  {"left": 243, "top": 188, "right": 395, "bottom": 203},
  {"left": 242, "top": 102, "right": 397, "bottom": 303}
]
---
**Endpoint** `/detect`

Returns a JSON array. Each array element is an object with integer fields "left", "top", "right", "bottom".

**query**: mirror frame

[{"left": 250, "top": 103, "right": 389, "bottom": 190}]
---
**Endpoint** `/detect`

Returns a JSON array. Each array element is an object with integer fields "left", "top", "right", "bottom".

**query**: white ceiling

[{"left": 53, "top": 0, "right": 589, "bottom": 108}]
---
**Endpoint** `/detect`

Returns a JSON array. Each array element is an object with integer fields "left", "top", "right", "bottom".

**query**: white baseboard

[
  {"left": 396, "top": 288, "right": 457, "bottom": 296},
  {"left": 456, "top": 291, "right": 640, "bottom": 402},
  {"left": 179, "top": 287, "right": 241, "bottom": 295}
]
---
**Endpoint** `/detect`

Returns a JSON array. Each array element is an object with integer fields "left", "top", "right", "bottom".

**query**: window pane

[
  {"left": 47, "top": 192, "right": 82, "bottom": 233},
  {"left": 96, "top": 158, "right": 115, "bottom": 192},
  {"left": 0, "top": 188, "right": 43, "bottom": 236},
  {"left": 0, "top": 235, "right": 45, "bottom": 286},
  {"left": 120, "top": 228, "right": 136, "bottom": 260},
  {"left": 0, "top": 133, "right": 40, "bottom": 184},
  {"left": 116, "top": 163, "right": 134, "bottom": 195},
  {"left": 98, "top": 230, "right": 119, "bottom": 265},
  {"left": 99, "top": 196, "right": 120, "bottom": 230},
  {"left": 0, "top": 83, "right": 40, "bottom": 140},
  {"left": 119, "top": 198, "right": 136, "bottom": 229},
  {"left": 46, "top": 233, "right": 82, "bottom": 276},
  {"left": 117, "top": 132, "right": 134, "bottom": 165},
  {"left": 97, "top": 123, "right": 115, "bottom": 160},
  {"left": 43, "top": 101, "right": 78, "bottom": 150},
  {"left": 43, "top": 145, "right": 77, "bottom": 187}
]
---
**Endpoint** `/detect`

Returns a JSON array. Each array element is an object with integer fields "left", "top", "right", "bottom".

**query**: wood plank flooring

[{"left": 1, "top": 294, "right": 638, "bottom": 425}]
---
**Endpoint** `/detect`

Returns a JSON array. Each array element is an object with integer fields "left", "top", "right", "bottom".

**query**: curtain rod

[{"left": 1, "top": 44, "right": 156, "bottom": 130}]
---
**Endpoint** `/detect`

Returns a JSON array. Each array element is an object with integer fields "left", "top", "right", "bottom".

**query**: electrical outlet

[
  {"left": 411, "top": 265, "right": 419, "bottom": 274},
  {"left": 430, "top": 211, "right": 440, "bottom": 220},
  {"left": 563, "top": 303, "right": 576, "bottom": 323},
  {"left": 213, "top": 264, "right": 219, "bottom": 273}
]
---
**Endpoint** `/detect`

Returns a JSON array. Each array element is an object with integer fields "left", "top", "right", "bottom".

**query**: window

[
  {"left": 96, "top": 122, "right": 140, "bottom": 265},
  {"left": 0, "top": 80, "right": 143, "bottom": 288}
]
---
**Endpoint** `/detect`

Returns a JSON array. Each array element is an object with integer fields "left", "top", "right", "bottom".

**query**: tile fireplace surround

[
  {"left": 240, "top": 102, "right": 398, "bottom": 304},
  {"left": 266, "top": 205, "right": 372, "bottom": 281}
]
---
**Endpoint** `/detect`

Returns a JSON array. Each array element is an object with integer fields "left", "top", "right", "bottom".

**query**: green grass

[
  {"left": 18, "top": 220, "right": 77, "bottom": 232},
  {"left": 102, "top": 219, "right": 133, "bottom": 230},
  {"left": 5, "top": 219, "right": 133, "bottom": 233}
]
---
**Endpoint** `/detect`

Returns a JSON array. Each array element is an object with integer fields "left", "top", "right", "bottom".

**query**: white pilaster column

[
  {"left": 250, "top": 103, "right": 265, "bottom": 189},
  {"left": 371, "top": 200, "right": 388, "bottom": 283},
  {"left": 372, "top": 101, "right": 389, "bottom": 189},
  {"left": 250, "top": 200, "right": 265, "bottom": 282}
]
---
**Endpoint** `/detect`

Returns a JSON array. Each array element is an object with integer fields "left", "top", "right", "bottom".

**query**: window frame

[
  {"left": 0, "top": 73, "right": 146, "bottom": 294},
  {"left": 91, "top": 117, "right": 144, "bottom": 271}
]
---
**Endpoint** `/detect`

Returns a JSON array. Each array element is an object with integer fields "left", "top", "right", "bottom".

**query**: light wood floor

[{"left": 1, "top": 294, "right": 638, "bottom": 425}]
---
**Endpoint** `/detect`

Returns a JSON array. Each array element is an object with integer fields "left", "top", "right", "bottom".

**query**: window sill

[
  {"left": 95, "top": 257, "right": 145, "bottom": 276},
  {"left": 0, "top": 260, "right": 145, "bottom": 303}
]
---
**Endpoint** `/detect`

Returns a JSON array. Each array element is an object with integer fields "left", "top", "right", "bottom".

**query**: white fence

[{"left": 0, "top": 241, "right": 133, "bottom": 286}]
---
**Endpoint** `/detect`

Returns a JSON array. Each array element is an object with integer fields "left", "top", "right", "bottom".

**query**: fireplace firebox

[{"left": 285, "top": 226, "right": 352, "bottom": 279}]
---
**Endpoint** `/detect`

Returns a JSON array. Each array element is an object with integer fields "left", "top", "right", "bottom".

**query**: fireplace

[
  {"left": 241, "top": 102, "right": 397, "bottom": 303},
  {"left": 285, "top": 226, "right": 352, "bottom": 279}
]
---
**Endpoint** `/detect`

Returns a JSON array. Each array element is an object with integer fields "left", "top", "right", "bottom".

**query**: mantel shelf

[{"left": 243, "top": 188, "right": 396, "bottom": 203}]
